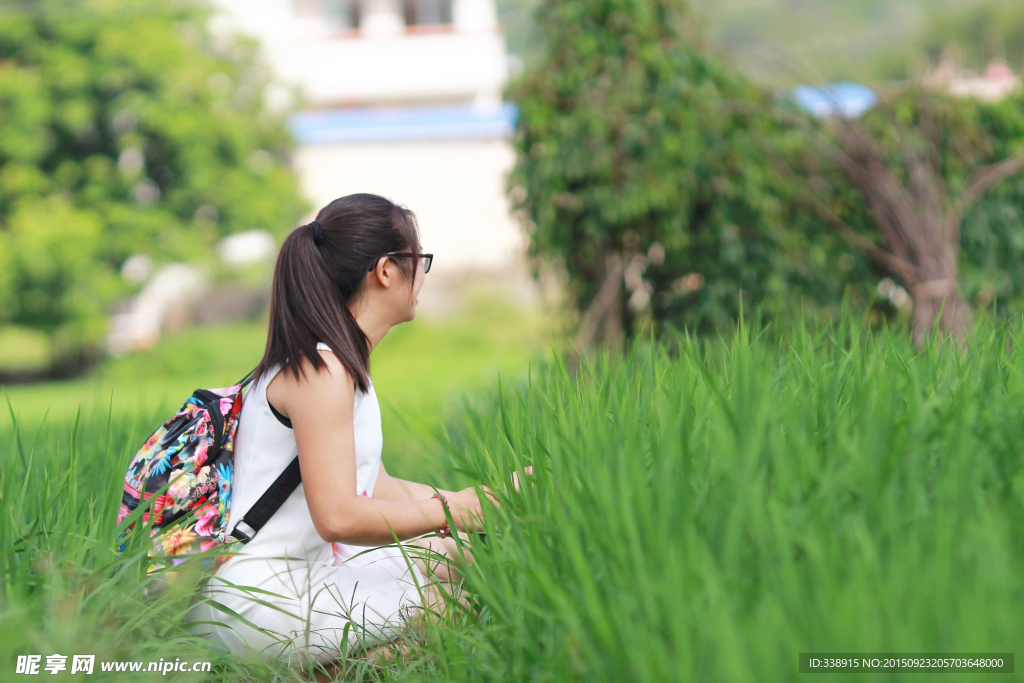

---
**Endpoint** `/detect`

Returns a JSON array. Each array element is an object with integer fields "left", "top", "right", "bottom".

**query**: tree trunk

[
  {"left": 828, "top": 113, "right": 976, "bottom": 348},
  {"left": 600, "top": 252, "right": 624, "bottom": 349},
  {"left": 909, "top": 276, "right": 972, "bottom": 347},
  {"left": 572, "top": 251, "right": 624, "bottom": 360}
]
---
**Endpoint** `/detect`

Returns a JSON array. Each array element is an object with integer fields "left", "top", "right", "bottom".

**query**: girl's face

[
  {"left": 404, "top": 249, "right": 427, "bottom": 322},
  {"left": 388, "top": 244, "right": 426, "bottom": 324},
  {"left": 355, "top": 245, "right": 428, "bottom": 328}
]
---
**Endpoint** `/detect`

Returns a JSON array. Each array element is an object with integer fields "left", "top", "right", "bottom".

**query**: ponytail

[{"left": 254, "top": 194, "right": 421, "bottom": 393}]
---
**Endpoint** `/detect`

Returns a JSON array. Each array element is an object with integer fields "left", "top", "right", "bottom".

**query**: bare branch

[
  {"left": 957, "top": 153, "right": 1024, "bottom": 213},
  {"left": 800, "top": 190, "right": 920, "bottom": 284},
  {"left": 757, "top": 117, "right": 920, "bottom": 283},
  {"left": 719, "top": 97, "right": 878, "bottom": 186},
  {"left": 832, "top": 123, "right": 931, "bottom": 267}
]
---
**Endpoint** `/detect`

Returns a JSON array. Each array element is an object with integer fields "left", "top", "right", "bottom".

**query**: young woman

[{"left": 188, "top": 193, "right": 525, "bottom": 663}]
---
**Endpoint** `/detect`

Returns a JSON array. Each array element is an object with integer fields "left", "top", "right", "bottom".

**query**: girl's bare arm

[
  {"left": 372, "top": 463, "right": 458, "bottom": 503},
  {"left": 269, "top": 351, "right": 488, "bottom": 545}
]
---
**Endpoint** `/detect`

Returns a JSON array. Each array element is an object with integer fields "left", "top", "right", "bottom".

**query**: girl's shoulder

[{"left": 315, "top": 342, "right": 373, "bottom": 393}]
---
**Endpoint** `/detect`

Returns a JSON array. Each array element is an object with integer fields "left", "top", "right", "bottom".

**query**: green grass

[
  {"left": 410, "top": 315, "right": 1024, "bottom": 682},
  {"left": 3, "top": 312, "right": 1024, "bottom": 681}
]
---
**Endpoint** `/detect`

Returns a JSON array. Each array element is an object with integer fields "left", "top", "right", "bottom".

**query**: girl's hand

[
  {"left": 509, "top": 466, "right": 534, "bottom": 493},
  {"left": 445, "top": 467, "right": 534, "bottom": 532},
  {"left": 446, "top": 486, "right": 498, "bottom": 533}
]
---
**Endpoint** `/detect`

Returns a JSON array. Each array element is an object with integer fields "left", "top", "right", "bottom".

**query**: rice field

[{"left": 3, "top": 314, "right": 1023, "bottom": 681}]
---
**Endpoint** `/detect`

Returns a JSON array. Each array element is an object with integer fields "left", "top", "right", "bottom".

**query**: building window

[
  {"left": 403, "top": 0, "right": 452, "bottom": 27},
  {"left": 321, "top": 0, "right": 360, "bottom": 31}
]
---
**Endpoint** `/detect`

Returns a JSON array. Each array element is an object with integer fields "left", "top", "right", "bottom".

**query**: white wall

[
  {"left": 294, "top": 139, "right": 525, "bottom": 271},
  {"left": 210, "top": 0, "right": 508, "bottom": 107}
]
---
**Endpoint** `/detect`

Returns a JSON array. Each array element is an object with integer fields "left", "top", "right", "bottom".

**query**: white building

[
  {"left": 211, "top": 0, "right": 526, "bottom": 273},
  {"left": 948, "top": 61, "right": 1022, "bottom": 103}
]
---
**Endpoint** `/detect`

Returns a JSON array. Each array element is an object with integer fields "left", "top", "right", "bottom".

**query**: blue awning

[
  {"left": 290, "top": 102, "right": 519, "bottom": 144},
  {"left": 791, "top": 83, "right": 878, "bottom": 119}
]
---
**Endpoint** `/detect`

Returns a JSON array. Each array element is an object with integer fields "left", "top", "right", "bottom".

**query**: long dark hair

[{"left": 254, "top": 193, "right": 421, "bottom": 393}]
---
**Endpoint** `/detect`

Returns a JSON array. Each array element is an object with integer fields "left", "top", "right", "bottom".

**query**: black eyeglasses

[{"left": 370, "top": 252, "right": 433, "bottom": 274}]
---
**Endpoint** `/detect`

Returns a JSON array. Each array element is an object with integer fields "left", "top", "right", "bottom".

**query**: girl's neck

[{"left": 351, "top": 301, "right": 392, "bottom": 353}]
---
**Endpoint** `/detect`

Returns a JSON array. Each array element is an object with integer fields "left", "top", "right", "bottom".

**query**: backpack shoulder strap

[
  {"left": 229, "top": 455, "right": 302, "bottom": 543},
  {"left": 238, "top": 368, "right": 257, "bottom": 390}
]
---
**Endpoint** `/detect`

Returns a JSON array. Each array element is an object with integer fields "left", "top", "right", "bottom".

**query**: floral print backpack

[{"left": 116, "top": 371, "right": 303, "bottom": 579}]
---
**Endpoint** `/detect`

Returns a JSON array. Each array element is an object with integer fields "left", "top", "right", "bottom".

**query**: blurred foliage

[
  {"left": 507, "top": 0, "right": 877, "bottom": 339},
  {"left": 498, "top": 0, "right": 971, "bottom": 83},
  {"left": 508, "top": 0, "right": 1024, "bottom": 341},
  {"left": 940, "top": 93, "right": 1024, "bottom": 315},
  {"left": 685, "top": 0, "right": 957, "bottom": 84},
  {"left": 0, "top": 0, "right": 306, "bottom": 369},
  {"left": 874, "top": 0, "right": 1024, "bottom": 79},
  {"left": 0, "top": 325, "right": 50, "bottom": 371},
  {"left": 499, "top": 0, "right": 1024, "bottom": 85}
]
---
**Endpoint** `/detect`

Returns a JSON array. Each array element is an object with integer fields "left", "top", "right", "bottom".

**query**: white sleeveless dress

[{"left": 187, "top": 343, "right": 427, "bottom": 663}]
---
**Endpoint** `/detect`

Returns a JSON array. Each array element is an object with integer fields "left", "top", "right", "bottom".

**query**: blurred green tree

[
  {"left": 507, "top": 0, "right": 870, "bottom": 349},
  {"left": 0, "top": 0, "right": 306, "bottom": 374},
  {"left": 960, "top": 92, "right": 1024, "bottom": 316}
]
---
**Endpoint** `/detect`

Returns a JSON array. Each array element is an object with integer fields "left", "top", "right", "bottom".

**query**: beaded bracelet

[{"left": 431, "top": 493, "right": 453, "bottom": 538}]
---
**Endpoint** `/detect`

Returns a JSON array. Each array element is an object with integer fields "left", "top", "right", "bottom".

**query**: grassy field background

[
  {"left": 3, "top": 310, "right": 1024, "bottom": 681},
  {"left": 418, "top": 316, "right": 1024, "bottom": 682}
]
